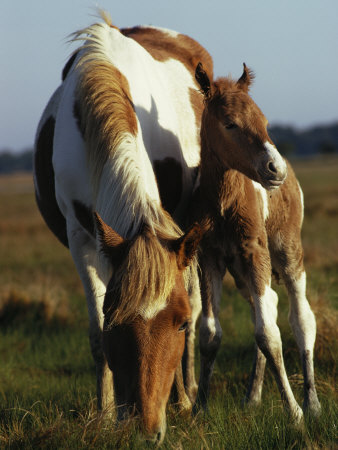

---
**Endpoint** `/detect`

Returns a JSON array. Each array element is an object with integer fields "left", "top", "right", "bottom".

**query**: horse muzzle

[
  {"left": 145, "top": 415, "right": 166, "bottom": 445},
  {"left": 258, "top": 146, "right": 287, "bottom": 190}
]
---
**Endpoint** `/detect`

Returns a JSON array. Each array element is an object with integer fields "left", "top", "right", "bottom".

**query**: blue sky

[{"left": 1, "top": 0, "right": 338, "bottom": 151}]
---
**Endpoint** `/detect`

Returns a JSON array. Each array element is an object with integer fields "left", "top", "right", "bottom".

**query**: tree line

[{"left": 0, "top": 122, "right": 337, "bottom": 174}]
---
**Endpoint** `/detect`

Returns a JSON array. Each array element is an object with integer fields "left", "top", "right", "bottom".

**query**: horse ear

[
  {"left": 195, "top": 62, "right": 211, "bottom": 98},
  {"left": 173, "top": 221, "right": 210, "bottom": 270},
  {"left": 94, "top": 212, "right": 128, "bottom": 264},
  {"left": 237, "top": 63, "right": 254, "bottom": 92}
]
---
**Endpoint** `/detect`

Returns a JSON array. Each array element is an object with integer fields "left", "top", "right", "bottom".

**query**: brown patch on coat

[
  {"left": 75, "top": 60, "right": 138, "bottom": 190},
  {"left": 34, "top": 116, "right": 68, "bottom": 247},
  {"left": 122, "top": 26, "right": 212, "bottom": 131},
  {"left": 266, "top": 161, "right": 305, "bottom": 280},
  {"left": 216, "top": 172, "right": 271, "bottom": 296},
  {"left": 122, "top": 26, "right": 213, "bottom": 80},
  {"left": 153, "top": 157, "right": 183, "bottom": 215}
]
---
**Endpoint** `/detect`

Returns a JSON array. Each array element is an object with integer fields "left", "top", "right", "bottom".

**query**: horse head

[
  {"left": 195, "top": 62, "right": 287, "bottom": 190},
  {"left": 93, "top": 212, "right": 204, "bottom": 444}
]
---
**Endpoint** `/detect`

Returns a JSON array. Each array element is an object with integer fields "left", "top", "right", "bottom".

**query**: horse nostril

[
  {"left": 156, "top": 431, "right": 162, "bottom": 442},
  {"left": 267, "top": 161, "right": 277, "bottom": 174}
]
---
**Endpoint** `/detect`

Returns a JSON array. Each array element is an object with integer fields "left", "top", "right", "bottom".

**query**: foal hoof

[
  {"left": 290, "top": 405, "right": 304, "bottom": 427},
  {"left": 241, "top": 395, "right": 262, "bottom": 409},
  {"left": 177, "top": 397, "right": 192, "bottom": 417},
  {"left": 186, "top": 384, "right": 198, "bottom": 404},
  {"left": 304, "top": 398, "right": 322, "bottom": 418}
]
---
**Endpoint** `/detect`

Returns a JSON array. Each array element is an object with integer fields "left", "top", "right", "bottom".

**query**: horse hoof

[
  {"left": 241, "top": 395, "right": 262, "bottom": 409},
  {"left": 291, "top": 405, "right": 304, "bottom": 427},
  {"left": 304, "top": 398, "right": 322, "bottom": 418},
  {"left": 177, "top": 398, "right": 192, "bottom": 417}
]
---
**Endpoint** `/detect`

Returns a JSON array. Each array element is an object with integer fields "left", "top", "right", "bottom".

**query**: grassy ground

[{"left": 0, "top": 158, "right": 337, "bottom": 448}]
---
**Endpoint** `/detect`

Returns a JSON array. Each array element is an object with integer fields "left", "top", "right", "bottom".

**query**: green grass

[{"left": 0, "top": 158, "right": 337, "bottom": 448}]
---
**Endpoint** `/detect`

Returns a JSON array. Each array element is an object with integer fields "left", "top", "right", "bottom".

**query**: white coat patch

[{"left": 252, "top": 180, "right": 269, "bottom": 221}]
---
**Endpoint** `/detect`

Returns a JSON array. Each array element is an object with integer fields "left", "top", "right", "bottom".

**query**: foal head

[
  {"left": 195, "top": 63, "right": 287, "bottom": 190},
  {"left": 94, "top": 213, "right": 204, "bottom": 443}
]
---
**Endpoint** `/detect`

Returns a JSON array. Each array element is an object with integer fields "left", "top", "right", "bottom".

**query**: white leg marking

[
  {"left": 287, "top": 271, "right": 321, "bottom": 414},
  {"left": 254, "top": 284, "right": 303, "bottom": 422},
  {"left": 288, "top": 271, "right": 316, "bottom": 352}
]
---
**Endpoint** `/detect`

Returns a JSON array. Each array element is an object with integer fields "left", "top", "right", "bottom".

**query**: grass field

[{"left": 0, "top": 158, "right": 337, "bottom": 449}]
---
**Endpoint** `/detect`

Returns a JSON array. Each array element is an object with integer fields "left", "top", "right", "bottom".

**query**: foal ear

[
  {"left": 237, "top": 63, "right": 255, "bottom": 92},
  {"left": 195, "top": 62, "right": 211, "bottom": 98},
  {"left": 173, "top": 222, "right": 206, "bottom": 270},
  {"left": 94, "top": 212, "right": 128, "bottom": 264}
]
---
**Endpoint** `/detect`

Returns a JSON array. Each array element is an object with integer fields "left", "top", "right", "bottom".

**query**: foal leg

[
  {"left": 230, "top": 272, "right": 266, "bottom": 406},
  {"left": 252, "top": 282, "right": 303, "bottom": 423},
  {"left": 244, "top": 298, "right": 266, "bottom": 406},
  {"left": 194, "top": 259, "right": 223, "bottom": 412},
  {"left": 245, "top": 340, "right": 266, "bottom": 406},
  {"left": 283, "top": 269, "right": 321, "bottom": 416}
]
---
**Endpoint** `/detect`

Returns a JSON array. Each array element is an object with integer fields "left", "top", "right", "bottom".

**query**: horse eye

[
  {"left": 226, "top": 123, "right": 238, "bottom": 130},
  {"left": 178, "top": 321, "right": 189, "bottom": 332}
]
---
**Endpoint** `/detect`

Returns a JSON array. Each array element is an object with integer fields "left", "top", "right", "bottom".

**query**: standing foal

[{"left": 192, "top": 63, "right": 321, "bottom": 422}]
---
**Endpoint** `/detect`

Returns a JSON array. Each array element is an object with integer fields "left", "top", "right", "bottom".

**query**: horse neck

[{"left": 199, "top": 129, "right": 245, "bottom": 214}]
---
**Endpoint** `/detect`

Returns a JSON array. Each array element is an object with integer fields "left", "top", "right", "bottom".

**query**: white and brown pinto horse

[
  {"left": 34, "top": 15, "right": 213, "bottom": 443},
  {"left": 192, "top": 63, "right": 321, "bottom": 422}
]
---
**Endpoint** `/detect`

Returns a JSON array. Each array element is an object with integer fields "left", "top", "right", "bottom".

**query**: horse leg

[
  {"left": 252, "top": 281, "right": 303, "bottom": 423},
  {"left": 68, "top": 225, "right": 115, "bottom": 414},
  {"left": 244, "top": 341, "right": 266, "bottom": 405},
  {"left": 243, "top": 298, "right": 266, "bottom": 406},
  {"left": 183, "top": 266, "right": 202, "bottom": 403},
  {"left": 172, "top": 363, "right": 192, "bottom": 414},
  {"left": 283, "top": 269, "right": 321, "bottom": 416},
  {"left": 89, "top": 320, "right": 115, "bottom": 414},
  {"left": 229, "top": 270, "right": 267, "bottom": 406},
  {"left": 194, "top": 259, "right": 223, "bottom": 412}
]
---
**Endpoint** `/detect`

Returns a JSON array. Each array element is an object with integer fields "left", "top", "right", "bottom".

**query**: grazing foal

[{"left": 192, "top": 63, "right": 321, "bottom": 422}]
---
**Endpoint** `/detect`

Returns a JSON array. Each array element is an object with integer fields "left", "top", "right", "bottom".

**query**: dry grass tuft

[
  {"left": 289, "top": 372, "right": 337, "bottom": 398},
  {"left": 0, "top": 285, "right": 71, "bottom": 326},
  {"left": 311, "top": 295, "right": 338, "bottom": 365}
]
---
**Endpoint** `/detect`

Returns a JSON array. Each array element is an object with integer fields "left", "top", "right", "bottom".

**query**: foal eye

[
  {"left": 225, "top": 123, "right": 238, "bottom": 130},
  {"left": 178, "top": 321, "right": 189, "bottom": 332}
]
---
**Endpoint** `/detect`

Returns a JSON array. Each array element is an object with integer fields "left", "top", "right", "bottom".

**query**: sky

[{"left": 1, "top": 0, "right": 338, "bottom": 152}]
